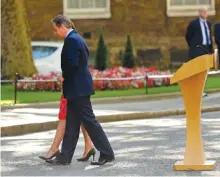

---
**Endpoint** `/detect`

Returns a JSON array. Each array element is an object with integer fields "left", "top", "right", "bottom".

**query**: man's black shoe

[{"left": 90, "top": 155, "right": 115, "bottom": 165}]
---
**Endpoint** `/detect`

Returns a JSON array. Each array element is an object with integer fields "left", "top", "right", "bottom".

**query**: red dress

[{"left": 58, "top": 95, "right": 67, "bottom": 120}]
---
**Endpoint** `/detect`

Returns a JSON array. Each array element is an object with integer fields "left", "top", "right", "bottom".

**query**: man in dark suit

[
  {"left": 185, "top": 7, "right": 214, "bottom": 97},
  {"left": 47, "top": 15, "right": 114, "bottom": 166},
  {"left": 214, "top": 23, "right": 220, "bottom": 64},
  {"left": 185, "top": 7, "right": 213, "bottom": 61}
]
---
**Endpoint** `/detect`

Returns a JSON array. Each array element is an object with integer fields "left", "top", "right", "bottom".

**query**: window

[
  {"left": 167, "top": 0, "right": 216, "bottom": 17},
  {"left": 136, "top": 49, "right": 162, "bottom": 66},
  {"left": 63, "top": 0, "right": 111, "bottom": 19},
  {"left": 32, "top": 46, "right": 58, "bottom": 59}
]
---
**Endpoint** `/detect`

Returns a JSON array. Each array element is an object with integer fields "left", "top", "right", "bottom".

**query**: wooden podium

[{"left": 170, "top": 53, "right": 218, "bottom": 171}]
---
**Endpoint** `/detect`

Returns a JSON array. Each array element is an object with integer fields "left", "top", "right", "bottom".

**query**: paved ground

[
  {"left": 1, "top": 111, "right": 220, "bottom": 176},
  {"left": 92, "top": 93, "right": 220, "bottom": 112},
  {"left": 1, "top": 93, "right": 220, "bottom": 127}
]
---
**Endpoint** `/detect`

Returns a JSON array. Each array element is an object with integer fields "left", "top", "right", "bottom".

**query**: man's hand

[{"left": 58, "top": 76, "right": 64, "bottom": 91}]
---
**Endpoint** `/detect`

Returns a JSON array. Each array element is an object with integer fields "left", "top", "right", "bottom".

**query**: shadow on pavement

[{"left": 1, "top": 112, "right": 220, "bottom": 176}]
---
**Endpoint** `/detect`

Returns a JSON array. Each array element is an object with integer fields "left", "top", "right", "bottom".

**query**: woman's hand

[{"left": 58, "top": 76, "right": 64, "bottom": 82}]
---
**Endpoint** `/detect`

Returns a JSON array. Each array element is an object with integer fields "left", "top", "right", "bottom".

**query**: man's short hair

[
  {"left": 51, "top": 15, "right": 76, "bottom": 29},
  {"left": 199, "top": 7, "right": 207, "bottom": 13}
]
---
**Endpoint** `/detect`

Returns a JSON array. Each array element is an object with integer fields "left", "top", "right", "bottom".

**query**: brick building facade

[{"left": 24, "top": 0, "right": 220, "bottom": 68}]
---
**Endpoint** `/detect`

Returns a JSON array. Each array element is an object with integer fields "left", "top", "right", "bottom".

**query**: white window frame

[
  {"left": 167, "top": 0, "right": 216, "bottom": 17},
  {"left": 63, "top": 0, "right": 111, "bottom": 19}
]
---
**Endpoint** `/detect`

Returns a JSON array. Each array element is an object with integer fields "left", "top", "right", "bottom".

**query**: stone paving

[
  {"left": 1, "top": 112, "right": 220, "bottom": 176},
  {"left": 1, "top": 93, "right": 220, "bottom": 127}
]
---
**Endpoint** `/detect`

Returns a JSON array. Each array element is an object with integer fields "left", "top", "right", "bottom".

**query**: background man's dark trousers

[{"left": 60, "top": 96, "right": 114, "bottom": 163}]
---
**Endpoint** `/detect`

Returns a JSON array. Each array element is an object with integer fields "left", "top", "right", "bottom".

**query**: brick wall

[
  {"left": 24, "top": 0, "right": 220, "bottom": 68},
  {"left": 24, "top": 0, "right": 63, "bottom": 40}
]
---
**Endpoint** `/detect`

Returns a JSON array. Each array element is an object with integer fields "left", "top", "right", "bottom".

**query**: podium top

[{"left": 170, "top": 54, "right": 213, "bottom": 84}]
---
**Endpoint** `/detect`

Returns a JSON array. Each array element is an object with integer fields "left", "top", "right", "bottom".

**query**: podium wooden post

[{"left": 170, "top": 54, "right": 217, "bottom": 171}]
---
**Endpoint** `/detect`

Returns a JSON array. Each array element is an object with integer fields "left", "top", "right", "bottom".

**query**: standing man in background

[
  {"left": 185, "top": 7, "right": 214, "bottom": 97},
  {"left": 185, "top": 7, "right": 213, "bottom": 60},
  {"left": 214, "top": 23, "right": 220, "bottom": 65}
]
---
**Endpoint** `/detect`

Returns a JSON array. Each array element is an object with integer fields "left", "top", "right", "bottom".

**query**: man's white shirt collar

[
  {"left": 199, "top": 17, "right": 207, "bottom": 23},
  {"left": 65, "top": 29, "right": 73, "bottom": 38},
  {"left": 199, "top": 17, "right": 211, "bottom": 45}
]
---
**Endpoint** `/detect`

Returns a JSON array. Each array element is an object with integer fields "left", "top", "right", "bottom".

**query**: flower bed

[{"left": 17, "top": 67, "right": 171, "bottom": 91}]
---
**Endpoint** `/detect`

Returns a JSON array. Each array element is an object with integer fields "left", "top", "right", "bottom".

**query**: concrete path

[
  {"left": 1, "top": 93, "right": 220, "bottom": 128},
  {"left": 1, "top": 112, "right": 220, "bottom": 176}
]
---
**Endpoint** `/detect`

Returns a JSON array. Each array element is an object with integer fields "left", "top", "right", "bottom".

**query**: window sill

[
  {"left": 64, "top": 11, "right": 111, "bottom": 19},
  {"left": 167, "top": 9, "right": 216, "bottom": 17}
]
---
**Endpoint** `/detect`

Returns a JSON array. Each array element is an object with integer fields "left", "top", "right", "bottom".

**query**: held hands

[
  {"left": 58, "top": 76, "right": 64, "bottom": 82},
  {"left": 57, "top": 76, "right": 64, "bottom": 93}
]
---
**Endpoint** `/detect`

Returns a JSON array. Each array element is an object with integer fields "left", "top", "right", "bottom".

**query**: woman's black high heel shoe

[
  {"left": 39, "top": 150, "right": 59, "bottom": 161},
  {"left": 77, "top": 148, "right": 96, "bottom": 162}
]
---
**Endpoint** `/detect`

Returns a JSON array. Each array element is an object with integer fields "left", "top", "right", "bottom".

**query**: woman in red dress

[{"left": 39, "top": 81, "right": 96, "bottom": 162}]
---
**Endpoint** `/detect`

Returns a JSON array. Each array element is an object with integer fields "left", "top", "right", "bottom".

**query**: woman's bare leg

[
  {"left": 81, "top": 125, "right": 94, "bottom": 157},
  {"left": 45, "top": 120, "right": 66, "bottom": 157},
  {"left": 44, "top": 122, "right": 93, "bottom": 158}
]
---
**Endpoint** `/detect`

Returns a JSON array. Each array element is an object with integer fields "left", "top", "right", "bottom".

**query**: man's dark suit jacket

[
  {"left": 185, "top": 18, "right": 213, "bottom": 60},
  {"left": 61, "top": 30, "right": 94, "bottom": 100},
  {"left": 214, "top": 23, "right": 220, "bottom": 65},
  {"left": 214, "top": 23, "right": 220, "bottom": 48}
]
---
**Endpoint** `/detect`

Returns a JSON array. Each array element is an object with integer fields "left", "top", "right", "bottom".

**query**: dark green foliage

[
  {"left": 123, "top": 34, "right": 135, "bottom": 68},
  {"left": 95, "top": 31, "right": 108, "bottom": 71}
]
